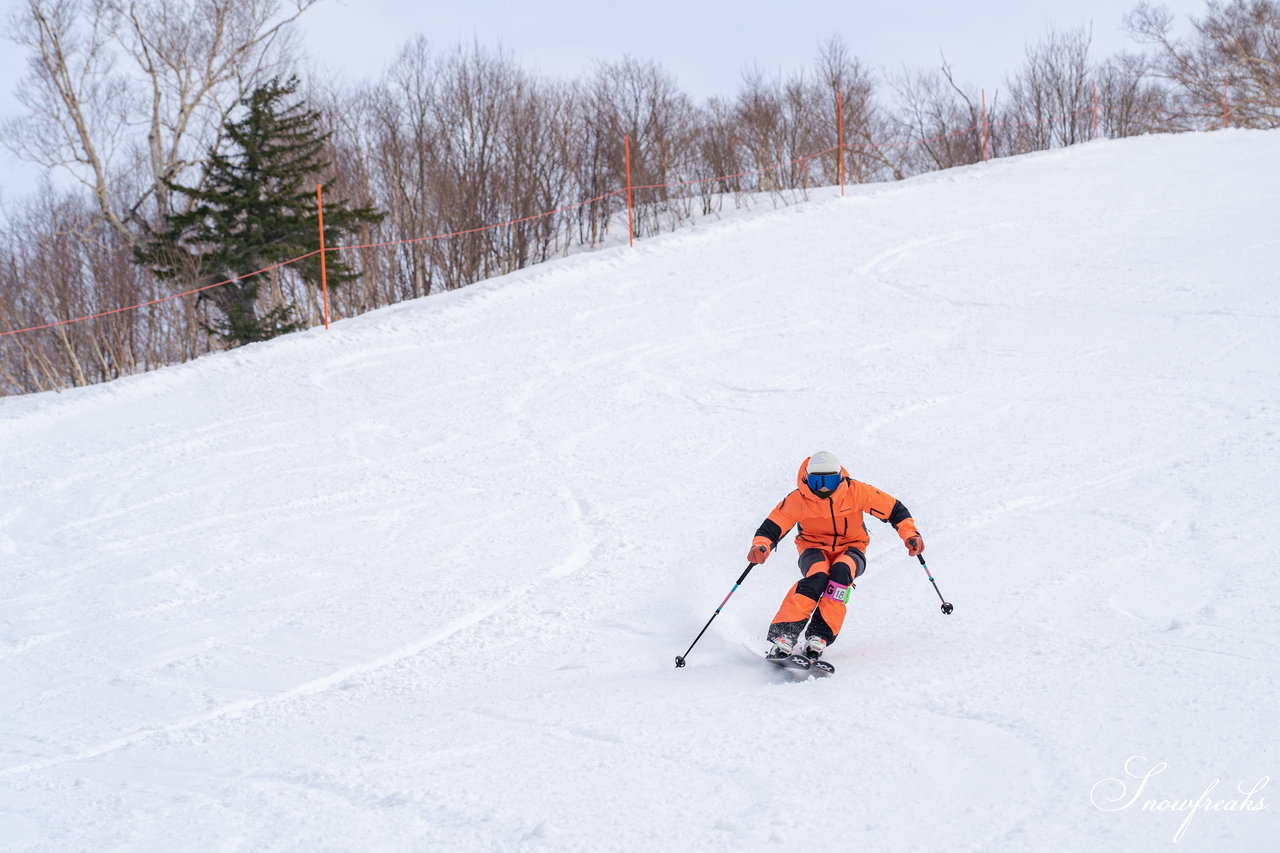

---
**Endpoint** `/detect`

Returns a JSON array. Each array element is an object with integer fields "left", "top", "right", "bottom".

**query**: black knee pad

[{"left": 796, "top": 571, "right": 829, "bottom": 600}]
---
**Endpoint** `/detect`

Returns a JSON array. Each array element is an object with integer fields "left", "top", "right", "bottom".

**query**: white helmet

[{"left": 807, "top": 451, "right": 840, "bottom": 475}]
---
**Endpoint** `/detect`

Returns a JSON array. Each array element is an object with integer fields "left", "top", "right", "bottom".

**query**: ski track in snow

[
  {"left": 1, "top": 131, "right": 1279, "bottom": 852},
  {"left": 0, "top": 534, "right": 590, "bottom": 780}
]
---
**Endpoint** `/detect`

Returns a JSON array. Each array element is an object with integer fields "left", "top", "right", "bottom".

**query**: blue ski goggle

[{"left": 806, "top": 472, "right": 841, "bottom": 493}]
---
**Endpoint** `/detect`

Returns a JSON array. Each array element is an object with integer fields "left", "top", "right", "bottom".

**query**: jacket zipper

[{"left": 829, "top": 500, "right": 839, "bottom": 550}]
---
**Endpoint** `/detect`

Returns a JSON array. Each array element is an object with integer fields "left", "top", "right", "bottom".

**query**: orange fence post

[
  {"left": 1093, "top": 82, "right": 1100, "bottom": 139},
  {"left": 837, "top": 90, "right": 845, "bottom": 196},
  {"left": 982, "top": 89, "right": 989, "bottom": 162},
  {"left": 316, "top": 183, "right": 330, "bottom": 330},
  {"left": 624, "top": 134, "right": 634, "bottom": 247}
]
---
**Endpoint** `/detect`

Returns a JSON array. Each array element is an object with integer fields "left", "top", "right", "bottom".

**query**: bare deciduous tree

[
  {"left": 1004, "top": 26, "right": 1096, "bottom": 153},
  {"left": 2, "top": 0, "right": 319, "bottom": 241},
  {"left": 580, "top": 56, "right": 697, "bottom": 238},
  {"left": 1127, "top": 0, "right": 1280, "bottom": 129},
  {"left": 0, "top": 189, "right": 214, "bottom": 394},
  {"left": 891, "top": 62, "right": 986, "bottom": 172},
  {"left": 1094, "top": 51, "right": 1177, "bottom": 136},
  {"left": 819, "top": 36, "right": 901, "bottom": 183}
]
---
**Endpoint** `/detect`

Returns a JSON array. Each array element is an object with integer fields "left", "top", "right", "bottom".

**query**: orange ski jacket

[{"left": 752, "top": 457, "right": 920, "bottom": 555}]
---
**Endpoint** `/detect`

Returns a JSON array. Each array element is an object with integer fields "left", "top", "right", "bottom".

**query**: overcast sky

[
  {"left": 298, "top": 0, "right": 1206, "bottom": 98},
  {"left": 1, "top": 0, "right": 1210, "bottom": 199}
]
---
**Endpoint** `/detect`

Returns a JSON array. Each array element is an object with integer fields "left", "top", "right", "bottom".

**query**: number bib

[{"left": 822, "top": 580, "right": 851, "bottom": 604}]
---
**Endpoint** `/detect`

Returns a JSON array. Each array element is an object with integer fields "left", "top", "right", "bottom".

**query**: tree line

[{"left": 1, "top": 0, "right": 1277, "bottom": 395}]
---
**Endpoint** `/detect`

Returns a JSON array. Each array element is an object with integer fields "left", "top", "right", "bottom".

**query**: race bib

[{"left": 822, "top": 580, "right": 850, "bottom": 604}]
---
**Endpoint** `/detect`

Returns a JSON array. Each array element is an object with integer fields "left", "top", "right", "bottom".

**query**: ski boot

[
  {"left": 765, "top": 636, "right": 811, "bottom": 671},
  {"left": 804, "top": 636, "right": 835, "bottom": 676},
  {"left": 765, "top": 636, "right": 795, "bottom": 661}
]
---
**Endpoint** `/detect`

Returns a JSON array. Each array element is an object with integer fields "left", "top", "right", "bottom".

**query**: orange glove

[
  {"left": 747, "top": 543, "right": 770, "bottom": 564},
  {"left": 897, "top": 520, "right": 924, "bottom": 556}
]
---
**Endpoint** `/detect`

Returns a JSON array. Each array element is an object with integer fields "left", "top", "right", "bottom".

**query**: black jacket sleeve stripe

[
  {"left": 887, "top": 500, "right": 912, "bottom": 527},
  {"left": 755, "top": 518, "right": 784, "bottom": 546}
]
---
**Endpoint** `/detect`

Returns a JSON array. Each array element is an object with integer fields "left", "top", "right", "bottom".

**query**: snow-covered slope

[{"left": 2, "top": 130, "right": 1278, "bottom": 852}]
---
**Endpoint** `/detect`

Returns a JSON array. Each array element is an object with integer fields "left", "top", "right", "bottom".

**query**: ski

[
  {"left": 764, "top": 652, "right": 835, "bottom": 677},
  {"left": 765, "top": 652, "right": 813, "bottom": 672}
]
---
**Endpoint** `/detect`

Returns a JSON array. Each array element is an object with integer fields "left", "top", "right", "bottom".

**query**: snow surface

[{"left": 2, "top": 130, "right": 1279, "bottom": 852}]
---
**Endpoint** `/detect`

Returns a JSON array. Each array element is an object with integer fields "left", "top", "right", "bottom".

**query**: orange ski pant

[{"left": 767, "top": 547, "right": 865, "bottom": 646}]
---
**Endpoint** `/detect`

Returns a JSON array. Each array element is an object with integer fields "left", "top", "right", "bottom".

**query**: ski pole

[
  {"left": 674, "top": 564, "right": 754, "bottom": 668},
  {"left": 917, "top": 554, "right": 954, "bottom": 614}
]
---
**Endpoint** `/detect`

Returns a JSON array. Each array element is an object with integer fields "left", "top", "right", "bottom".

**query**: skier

[{"left": 747, "top": 451, "right": 924, "bottom": 668}]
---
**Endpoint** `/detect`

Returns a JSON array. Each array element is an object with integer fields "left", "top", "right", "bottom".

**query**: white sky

[
  {"left": 297, "top": 0, "right": 1208, "bottom": 97},
  {"left": 1, "top": 0, "right": 1209, "bottom": 199}
]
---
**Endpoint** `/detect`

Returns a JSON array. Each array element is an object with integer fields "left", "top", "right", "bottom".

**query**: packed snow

[{"left": 1, "top": 129, "right": 1278, "bottom": 852}]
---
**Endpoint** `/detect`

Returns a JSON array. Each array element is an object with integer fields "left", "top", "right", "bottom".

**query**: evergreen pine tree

[{"left": 137, "top": 77, "right": 383, "bottom": 347}]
